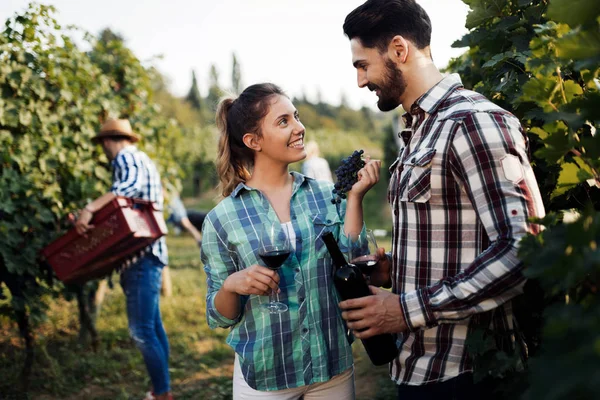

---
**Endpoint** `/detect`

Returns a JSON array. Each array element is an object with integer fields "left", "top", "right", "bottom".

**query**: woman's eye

[{"left": 279, "top": 118, "right": 288, "bottom": 126}]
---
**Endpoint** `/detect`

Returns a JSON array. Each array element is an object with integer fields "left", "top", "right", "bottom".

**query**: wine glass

[
  {"left": 258, "top": 221, "right": 291, "bottom": 314},
  {"left": 348, "top": 229, "right": 379, "bottom": 277}
]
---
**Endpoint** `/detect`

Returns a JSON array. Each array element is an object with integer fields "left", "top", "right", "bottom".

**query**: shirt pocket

[
  {"left": 400, "top": 147, "right": 436, "bottom": 203},
  {"left": 311, "top": 212, "right": 343, "bottom": 253}
]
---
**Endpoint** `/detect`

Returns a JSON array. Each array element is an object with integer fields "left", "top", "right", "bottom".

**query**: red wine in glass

[
  {"left": 348, "top": 229, "right": 380, "bottom": 277},
  {"left": 259, "top": 221, "right": 291, "bottom": 314},
  {"left": 259, "top": 250, "right": 291, "bottom": 270},
  {"left": 352, "top": 255, "right": 378, "bottom": 275}
]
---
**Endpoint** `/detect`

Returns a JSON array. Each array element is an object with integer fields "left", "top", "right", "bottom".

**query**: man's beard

[{"left": 370, "top": 59, "right": 407, "bottom": 112}]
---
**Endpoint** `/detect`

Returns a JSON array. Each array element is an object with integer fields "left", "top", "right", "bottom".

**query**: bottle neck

[{"left": 322, "top": 231, "right": 348, "bottom": 270}]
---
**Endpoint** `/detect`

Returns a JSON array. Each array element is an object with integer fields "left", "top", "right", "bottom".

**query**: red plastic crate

[{"left": 42, "top": 197, "right": 167, "bottom": 284}]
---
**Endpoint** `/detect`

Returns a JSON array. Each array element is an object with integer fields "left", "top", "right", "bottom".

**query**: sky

[{"left": 1, "top": 0, "right": 470, "bottom": 110}]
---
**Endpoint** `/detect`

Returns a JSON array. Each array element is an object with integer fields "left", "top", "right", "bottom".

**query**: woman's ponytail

[{"left": 216, "top": 98, "right": 249, "bottom": 197}]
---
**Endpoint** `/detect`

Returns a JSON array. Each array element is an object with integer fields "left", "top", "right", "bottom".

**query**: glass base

[{"left": 261, "top": 301, "right": 288, "bottom": 314}]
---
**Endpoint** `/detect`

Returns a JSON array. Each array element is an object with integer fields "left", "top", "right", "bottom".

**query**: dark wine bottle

[{"left": 322, "top": 231, "right": 398, "bottom": 366}]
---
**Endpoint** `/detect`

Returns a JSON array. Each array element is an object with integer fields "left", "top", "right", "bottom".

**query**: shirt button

[
  {"left": 292, "top": 215, "right": 297, "bottom": 220},
  {"left": 326, "top": 219, "right": 332, "bottom": 223},
  {"left": 411, "top": 158, "right": 416, "bottom": 163},
  {"left": 295, "top": 267, "right": 300, "bottom": 273},
  {"left": 394, "top": 209, "right": 399, "bottom": 215},
  {"left": 302, "top": 327, "right": 308, "bottom": 333},
  {"left": 299, "top": 296, "right": 305, "bottom": 302}
]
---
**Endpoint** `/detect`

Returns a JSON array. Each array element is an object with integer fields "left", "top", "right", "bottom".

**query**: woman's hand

[
  {"left": 348, "top": 157, "right": 381, "bottom": 200},
  {"left": 223, "top": 265, "right": 281, "bottom": 296}
]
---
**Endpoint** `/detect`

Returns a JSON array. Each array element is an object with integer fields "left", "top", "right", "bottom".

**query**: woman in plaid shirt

[{"left": 201, "top": 83, "right": 380, "bottom": 399}]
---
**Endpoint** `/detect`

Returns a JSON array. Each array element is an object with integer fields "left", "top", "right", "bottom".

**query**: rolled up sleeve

[{"left": 201, "top": 217, "right": 242, "bottom": 329}]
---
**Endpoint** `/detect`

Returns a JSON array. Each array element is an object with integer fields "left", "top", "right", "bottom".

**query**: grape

[{"left": 331, "top": 149, "right": 365, "bottom": 204}]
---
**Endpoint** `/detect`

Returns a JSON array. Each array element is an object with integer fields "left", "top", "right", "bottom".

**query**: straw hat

[{"left": 92, "top": 119, "right": 140, "bottom": 143}]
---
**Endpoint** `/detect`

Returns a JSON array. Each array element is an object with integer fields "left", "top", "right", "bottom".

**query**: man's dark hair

[{"left": 343, "top": 0, "right": 432, "bottom": 52}]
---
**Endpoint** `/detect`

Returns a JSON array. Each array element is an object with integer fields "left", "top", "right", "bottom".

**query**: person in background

[
  {"left": 164, "top": 185, "right": 204, "bottom": 244},
  {"left": 202, "top": 83, "right": 381, "bottom": 399},
  {"left": 75, "top": 119, "right": 173, "bottom": 400},
  {"left": 301, "top": 140, "right": 333, "bottom": 182},
  {"left": 338, "top": 1, "right": 546, "bottom": 399},
  {"left": 161, "top": 185, "right": 204, "bottom": 297}
]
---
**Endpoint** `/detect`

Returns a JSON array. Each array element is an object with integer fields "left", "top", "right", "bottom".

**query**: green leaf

[
  {"left": 535, "top": 128, "right": 569, "bottom": 164},
  {"left": 464, "top": 0, "right": 508, "bottom": 30},
  {"left": 563, "top": 81, "right": 584, "bottom": 102},
  {"left": 551, "top": 157, "right": 592, "bottom": 198},
  {"left": 530, "top": 127, "right": 548, "bottom": 140},
  {"left": 555, "top": 29, "right": 600, "bottom": 61},
  {"left": 580, "top": 134, "right": 600, "bottom": 159},
  {"left": 521, "top": 77, "right": 557, "bottom": 112},
  {"left": 547, "top": 0, "right": 600, "bottom": 27},
  {"left": 94, "top": 165, "right": 108, "bottom": 180},
  {"left": 19, "top": 108, "right": 32, "bottom": 126}
]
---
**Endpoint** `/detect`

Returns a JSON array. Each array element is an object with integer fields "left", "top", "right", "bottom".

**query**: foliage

[
  {"left": 448, "top": 0, "right": 600, "bottom": 398},
  {"left": 0, "top": 4, "right": 188, "bottom": 377}
]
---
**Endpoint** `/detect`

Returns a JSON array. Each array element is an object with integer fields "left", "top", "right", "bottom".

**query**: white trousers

[{"left": 232, "top": 354, "right": 355, "bottom": 400}]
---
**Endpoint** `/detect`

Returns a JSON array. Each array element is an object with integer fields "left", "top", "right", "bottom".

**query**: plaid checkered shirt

[
  {"left": 388, "top": 74, "right": 545, "bottom": 385},
  {"left": 110, "top": 145, "right": 168, "bottom": 265},
  {"left": 201, "top": 172, "right": 356, "bottom": 391}
]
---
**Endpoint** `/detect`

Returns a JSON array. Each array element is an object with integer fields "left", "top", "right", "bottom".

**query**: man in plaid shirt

[{"left": 338, "top": 1, "right": 545, "bottom": 398}]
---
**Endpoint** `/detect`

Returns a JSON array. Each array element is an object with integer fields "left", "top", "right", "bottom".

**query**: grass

[{"left": 0, "top": 190, "right": 397, "bottom": 399}]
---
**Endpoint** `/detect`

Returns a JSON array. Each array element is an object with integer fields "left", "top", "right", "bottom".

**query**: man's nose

[{"left": 357, "top": 70, "right": 368, "bottom": 88}]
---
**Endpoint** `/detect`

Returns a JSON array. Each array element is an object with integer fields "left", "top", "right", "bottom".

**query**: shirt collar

[
  {"left": 413, "top": 73, "right": 463, "bottom": 115},
  {"left": 231, "top": 171, "right": 309, "bottom": 198},
  {"left": 402, "top": 73, "right": 464, "bottom": 123}
]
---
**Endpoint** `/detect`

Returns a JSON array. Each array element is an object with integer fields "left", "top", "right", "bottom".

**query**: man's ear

[
  {"left": 388, "top": 35, "right": 410, "bottom": 64},
  {"left": 242, "top": 133, "right": 262, "bottom": 152}
]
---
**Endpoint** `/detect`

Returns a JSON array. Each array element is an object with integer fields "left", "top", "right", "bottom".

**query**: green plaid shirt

[{"left": 201, "top": 172, "right": 355, "bottom": 391}]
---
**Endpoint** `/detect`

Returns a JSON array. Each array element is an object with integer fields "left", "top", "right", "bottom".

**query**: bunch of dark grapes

[{"left": 331, "top": 150, "right": 365, "bottom": 204}]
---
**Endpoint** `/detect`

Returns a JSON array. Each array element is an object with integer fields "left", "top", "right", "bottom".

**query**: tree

[
  {"left": 231, "top": 53, "right": 243, "bottom": 95},
  {"left": 340, "top": 91, "right": 349, "bottom": 108},
  {"left": 206, "top": 64, "right": 224, "bottom": 111},
  {"left": 98, "top": 27, "right": 124, "bottom": 44},
  {"left": 185, "top": 70, "right": 203, "bottom": 111}
]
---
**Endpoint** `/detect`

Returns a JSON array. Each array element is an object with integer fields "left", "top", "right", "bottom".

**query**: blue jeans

[{"left": 120, "top": 255, "right": 170, "bottom": 394}]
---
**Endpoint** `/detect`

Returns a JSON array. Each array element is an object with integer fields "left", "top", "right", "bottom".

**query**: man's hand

[
  {"left": 223, "top": 264, "right": 280, "bottom": 296},
  {"left": 368, "top": 247, "right": 391, "bottom": 288},
  {"left": 75, "top": 209, "right": 95, "bottom": 236},
  {"left": 339, "top": 286, "right": 408, "bottom": 339}
]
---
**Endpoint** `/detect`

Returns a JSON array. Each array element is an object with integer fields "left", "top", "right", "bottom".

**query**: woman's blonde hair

[{"left": 215, "top": 83, "right": 286, "bottom": 197}]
